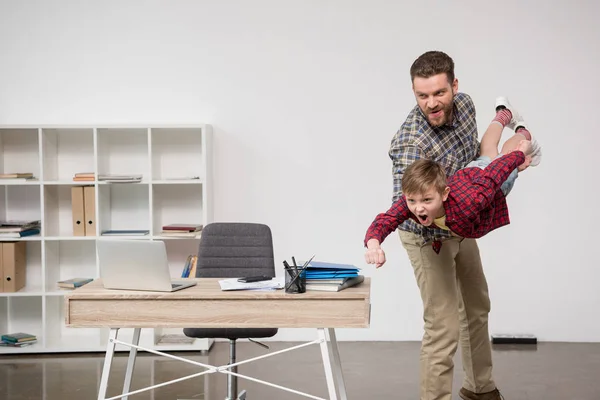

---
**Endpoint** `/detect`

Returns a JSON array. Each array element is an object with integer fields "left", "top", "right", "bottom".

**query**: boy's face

[{"left": 405, "top": 185, "right": 449, "bottom": 226}]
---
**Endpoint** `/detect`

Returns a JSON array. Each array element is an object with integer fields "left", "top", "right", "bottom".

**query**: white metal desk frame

[{"left": 98, "top": 327, "right": 347, "bottom": 400}]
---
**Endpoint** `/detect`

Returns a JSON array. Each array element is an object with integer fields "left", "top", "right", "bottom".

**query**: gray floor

[{"left": 0, "top": 341, "right": 599, "bottom": 399}]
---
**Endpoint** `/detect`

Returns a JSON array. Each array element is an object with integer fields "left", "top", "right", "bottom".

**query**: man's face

[
  {"left": 405, "top": 186, "right": 449, "bottom": 227},
  {"left": 412, "top": 73, "right": 458, "bottom": 127}
]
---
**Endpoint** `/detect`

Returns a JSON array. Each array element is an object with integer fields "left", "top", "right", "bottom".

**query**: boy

[{"left": 365, "top": 97, "right": 541, "bottom": 265}]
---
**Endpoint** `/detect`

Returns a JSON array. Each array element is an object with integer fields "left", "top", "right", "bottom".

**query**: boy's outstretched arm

[{"left": 364, "top": 196, "right": 412, "bottom": 268}]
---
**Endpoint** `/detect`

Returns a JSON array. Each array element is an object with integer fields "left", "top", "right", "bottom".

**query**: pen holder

[{"left": 285, "top": 267, "right": 306, "bottom": 294}]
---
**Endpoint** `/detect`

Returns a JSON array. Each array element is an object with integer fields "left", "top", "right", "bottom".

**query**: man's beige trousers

[{"left": 399, "top": 231, "right": 497, "bottom": 400}]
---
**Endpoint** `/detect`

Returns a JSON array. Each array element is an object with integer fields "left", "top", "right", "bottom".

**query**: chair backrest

[{"left": 195, "top": 222, "right": 275, "bottom": 278}]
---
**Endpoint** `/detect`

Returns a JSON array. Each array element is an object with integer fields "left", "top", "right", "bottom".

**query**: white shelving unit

[{"left": 0, "top": 125, "right": 214, "bottom": 354}]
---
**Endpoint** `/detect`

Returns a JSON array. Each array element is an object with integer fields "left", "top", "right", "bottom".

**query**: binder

[
  {"left": 83, "top": 186, "right": 96, "bottom": 236},
  {"left": 2, "top": 242, "right": 26, "bottom": 292},
  {"left": 71, "top": 186, "right": 85, "bottom": 236},
  {"left": 0, "top": 244, "right": 3, "bottom": 292}
]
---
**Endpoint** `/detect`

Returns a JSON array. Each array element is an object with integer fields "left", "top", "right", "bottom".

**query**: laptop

[{"left": 97, "top": 239, "right": 197, "bottom": 292}]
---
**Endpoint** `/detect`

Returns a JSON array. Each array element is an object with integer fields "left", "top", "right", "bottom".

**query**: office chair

[{"left": 183, "top": 222, "right": 278, "bottom": 400}]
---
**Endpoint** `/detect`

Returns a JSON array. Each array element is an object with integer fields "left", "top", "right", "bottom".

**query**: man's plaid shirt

[
  {"left": 365, "top": 151, "right": 525, "bottom": 248},
  {"left": 388, "top": 92, "right": 480, "bottom": 244}
]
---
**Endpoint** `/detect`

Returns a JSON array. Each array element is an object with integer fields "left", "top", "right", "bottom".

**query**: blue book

[{"left": 0, "top": 228, "right": 40, "bottom": 238}]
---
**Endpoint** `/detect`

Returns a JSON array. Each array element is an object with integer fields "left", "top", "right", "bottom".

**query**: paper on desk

[{"left": 218, "top": 277, "right": 284, "bottom": 291}]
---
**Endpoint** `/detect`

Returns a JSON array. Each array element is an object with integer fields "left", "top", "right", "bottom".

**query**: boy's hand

[
  {"left": 515, "top": 139, "right": 533, "bottom": 172},
  {"left": 516, "top": 139, "right": 532, "bottom": 155},
  {"left": 365, "top": 239, "right": 386, "bottom": 268}
]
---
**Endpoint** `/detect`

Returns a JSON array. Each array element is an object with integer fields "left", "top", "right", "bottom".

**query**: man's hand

[{"left": 365, "top": 239, "right": 386, "bottom": 268}]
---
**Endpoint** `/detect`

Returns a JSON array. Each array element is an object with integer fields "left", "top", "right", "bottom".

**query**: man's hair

[
  {"left": 410, "top": 51, "right": 455, "bottom": 84},
  {"left": 402, "top": 159, "right": 447, "bottom": 195}
]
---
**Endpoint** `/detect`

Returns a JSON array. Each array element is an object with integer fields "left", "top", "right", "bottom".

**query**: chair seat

[{"left": 183, "top": 327, "right": 278, "bottom": 340}]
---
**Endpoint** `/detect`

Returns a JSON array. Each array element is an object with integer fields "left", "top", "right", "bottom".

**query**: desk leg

[
  {"left": 98, "top": 328, "right": 119, "bottom": 400},
  {"left": 122, "top": 328, "right": 141, "bottom": 400},
  {"left": 326, "top": 328, "right": 347, "bottom": 400},
  {"left": 318, "top": 328, "right": 338, "bottom": 400}
]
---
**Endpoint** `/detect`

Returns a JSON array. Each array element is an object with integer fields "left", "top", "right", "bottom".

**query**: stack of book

[
  {"left": 73, "top": 172, "right": 95, "bottom": 182},
  {"left": 304, "top": 261, "right": 364, "bottom": 292},
  {"left": 0, "top": 220, "right": 41, "bottom": 238},
  {"left": 0, "top": 332, "right": 37, "bottom": 347},
  {"left": 0, "top": 172, "right": 36, "bottom": 182},
  {"left": 98, "top": 174, "right": 142, "bottom": 183},
  {"left": 160, "top": 224, "right": 202, "bottom": 238}
]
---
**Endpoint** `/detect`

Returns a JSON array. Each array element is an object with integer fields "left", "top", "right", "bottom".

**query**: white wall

[{"left": 1, "top": 0, "right": 598, "bottom": 342}]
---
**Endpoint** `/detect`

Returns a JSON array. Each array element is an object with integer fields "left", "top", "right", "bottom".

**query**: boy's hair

[
  {"left": 410, "top": 51, "right": 455, "bottom": 84},
  {"left": 402, "top": 159, "right": 447, "bottom": 195}
]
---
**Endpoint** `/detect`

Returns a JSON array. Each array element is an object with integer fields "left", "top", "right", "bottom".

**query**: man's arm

[
  {"left": 364, "top": 196, "right": 413, "bottom": 247},
  {"left": 463, "top": 151, "right": 526, "bottom": 220}
]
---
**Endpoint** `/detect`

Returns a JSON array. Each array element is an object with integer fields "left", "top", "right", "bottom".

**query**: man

[{"left": 372, "top": 51, "right": 505, "bottom": 400}]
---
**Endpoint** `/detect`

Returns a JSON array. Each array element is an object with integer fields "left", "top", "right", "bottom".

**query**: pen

[
  {"left": 292, "top": 256, "right": 297, "bottom": 268},
  {"left": 287, "top": 255, "right": 315, "bottom": 288},
  {"left": 283, "top": 260, "right": 291, "bottom": 269}
]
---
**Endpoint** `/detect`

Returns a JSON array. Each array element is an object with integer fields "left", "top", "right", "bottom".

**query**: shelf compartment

[
  {"left": 0, "top": 128, "right": 40, "bottom": 180},
  {"left": 98, "top": 183, "right": 150, "bottom": 234},
  {"left": 44, "top": 240, "right": 96, "bottom": 292},
  {"left": 45, "top": 295, "right": 102, "bottom": 350},
  {"left": 151, "top": 128, "right": 204, "bottom": 180},
  {"left": 0, "top": 241, "right": 42, "bottom": 296},
  {"left": 151, "top": 184, "right": 203, "bottom": 236},
  {"left": 162, "top": 239, "right": 201, "bottom": 278},
  {"left": 44, "top": 184, "right": 95, "bottom": 237},
  {"left": 97, "top": 128, "right": 149, "bottom": 181},
  {"left": 0, "top": 296, "right": 43, "bottom": 347},
  {"left": 41, "top": 128, "right": 95, "bottom": 182},
  {"left": 0, "top": 185, "right": 42, "bottom": 223}
]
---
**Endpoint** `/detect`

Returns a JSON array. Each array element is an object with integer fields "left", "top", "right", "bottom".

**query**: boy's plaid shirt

[
  {"left": 365, "top": 151, "right": 525, "bottom": 249},
  {"left": 388, "top": 92, "right": 480, "bottom": 244}
]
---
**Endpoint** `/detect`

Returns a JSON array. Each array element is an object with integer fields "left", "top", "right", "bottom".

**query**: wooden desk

[{"left": 65, "top": 278, "right": 371, "bottom": 400}]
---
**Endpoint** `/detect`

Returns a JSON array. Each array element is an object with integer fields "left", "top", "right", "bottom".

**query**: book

[
  {"left": 162, "top": 224, "right": 203, "bottom": 231},
  {"left": 0, "top": 228, "right": 40, "bottom": 238},
  {"left": 101, "top": 230, "right": 149, "bottom": 236},
  {"left": 0, "top": 339, "right": 37, "bottom": 347},
  {"left": 57, "top": 278, "right": 94, "bottom": 289},
  {"left": 1, "top": 332, "right": 37, "bottom": 343},
  {"left": 0, "top": 220, "right": 41, "bottom": 233},
  {"left": 98, "top": 174, "right": 142, "bottom": 183},
  {"left": 306, "top": 275, "right": 365, "bottom": 292},
  {"left": 0, "top": 173, "right": 34, "bottom": 179},
  {"left": 160, "top": 231, "right": 201, "bottom": 238}
]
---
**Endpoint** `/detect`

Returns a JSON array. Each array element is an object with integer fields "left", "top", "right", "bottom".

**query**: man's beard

[{"left": 424, "top": 101, "right": 454, "bottom": 127}]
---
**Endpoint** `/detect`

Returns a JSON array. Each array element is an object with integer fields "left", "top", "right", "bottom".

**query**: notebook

[{"left": 97, "top": 239, "right": 196, "bottom": 292}]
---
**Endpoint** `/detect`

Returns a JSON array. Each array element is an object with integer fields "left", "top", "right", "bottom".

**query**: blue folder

[{"left": 304, "top": 261, "right": 360, "bottom": 279}]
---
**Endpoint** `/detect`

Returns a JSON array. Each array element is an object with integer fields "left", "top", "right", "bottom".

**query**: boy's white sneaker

[
  {"left": 495, "top": 96, "right": 522, "bottom": 131},
  {"left": 496, "top": 96, "right": 542, "bottom": 166}
]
